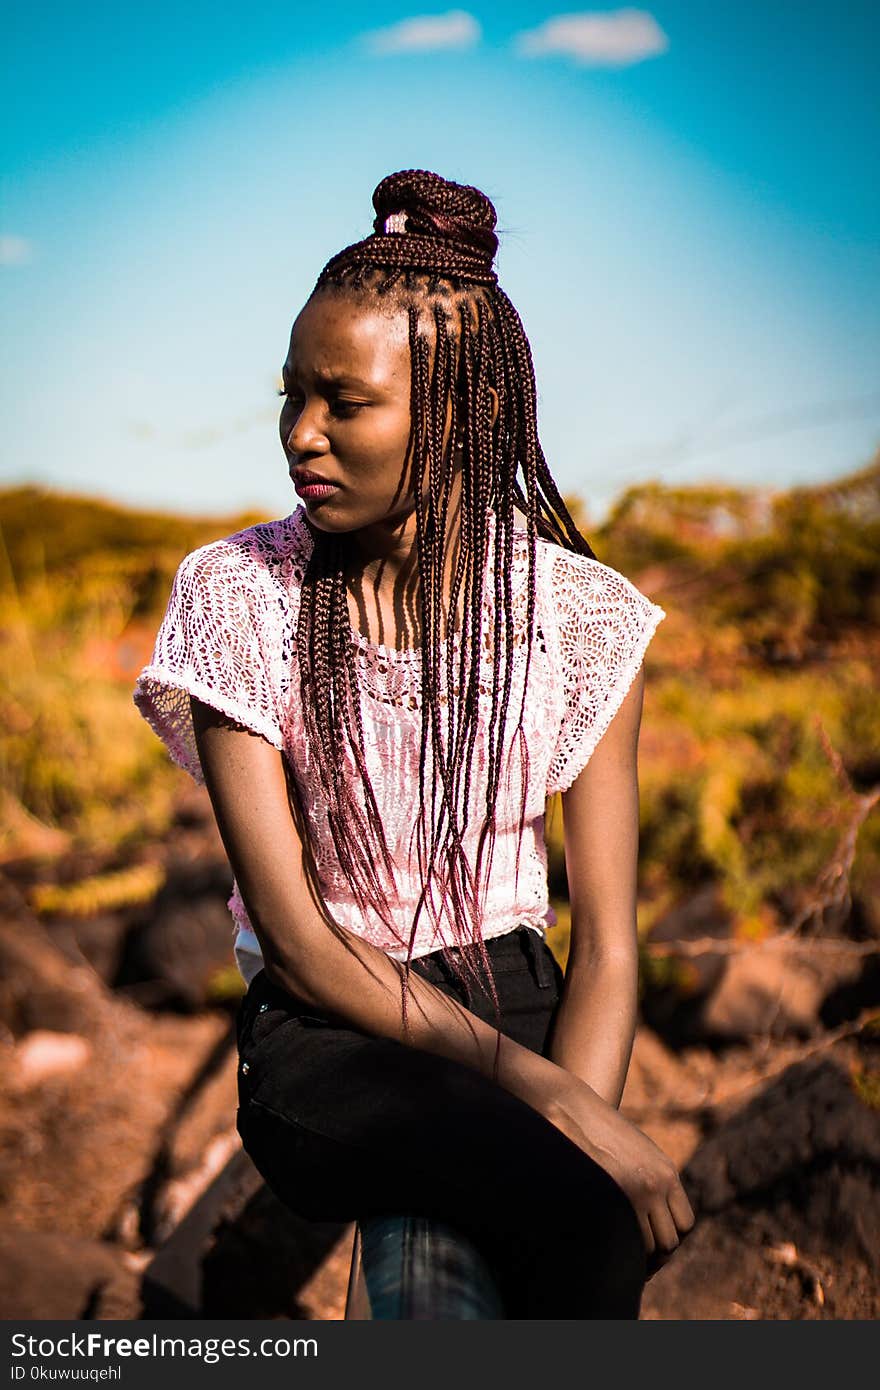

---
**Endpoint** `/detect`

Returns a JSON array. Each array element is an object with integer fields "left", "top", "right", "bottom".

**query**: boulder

[
  {"left": 116, "top": 858, "right": 240, "bottom": 1011},
  {"left": 642, "top": 1051, "right": 880, "bottom": 1319},
  {"left": 11, "top": 1031, "right": 92, "bottom": 1090},
  {"left": 642, "top": 882, "right": 873, "bottom": 1044},
  {"left": 0, "top": 1226, "right": 142, "bottom": 1319},
  {"left": 0, "top": 918, "right": 104, "bottom": 1039},
  {"left": 640, "top": 883, "right": 732, "bottom": 1044}
]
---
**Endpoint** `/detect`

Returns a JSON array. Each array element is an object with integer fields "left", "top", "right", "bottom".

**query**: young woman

[{"left": 134, "top": 169, "right": 694, "bottom": 1319}]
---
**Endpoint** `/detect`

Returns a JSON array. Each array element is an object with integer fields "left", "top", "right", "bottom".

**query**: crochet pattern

[{"left": 133, "top": 507, "right": 665, "bottom": 978}]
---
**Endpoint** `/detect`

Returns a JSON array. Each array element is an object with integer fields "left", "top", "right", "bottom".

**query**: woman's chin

[
  {"left": 303, "top": 503, "right": 417, "bottom": 536},
  {"left": 296, "top": 497, "right": 351, "bottom": 527}
]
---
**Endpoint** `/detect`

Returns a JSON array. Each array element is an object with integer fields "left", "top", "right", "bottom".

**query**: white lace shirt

[{"left": 133, "top": 506, "right": 666, "bottom": 983}]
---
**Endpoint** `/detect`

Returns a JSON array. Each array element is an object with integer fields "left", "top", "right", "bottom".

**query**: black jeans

[{"left": 235, "top": 925, "right": 647, "bottom": 1319}]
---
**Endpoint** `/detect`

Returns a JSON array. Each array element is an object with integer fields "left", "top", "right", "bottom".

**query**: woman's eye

[{"left": 276, "top": 389, "right": 363, "bottom": 418}]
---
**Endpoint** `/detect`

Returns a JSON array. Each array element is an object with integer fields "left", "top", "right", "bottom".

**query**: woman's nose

[{"left": 285, "top": 402, "right": 328, "bottom": 456}]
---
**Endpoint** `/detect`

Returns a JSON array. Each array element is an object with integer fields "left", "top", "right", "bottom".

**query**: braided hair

[{"left": 293, "top": 170, "right": 596, "bottom": 1049}]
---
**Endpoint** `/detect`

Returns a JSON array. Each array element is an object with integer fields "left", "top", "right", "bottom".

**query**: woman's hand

[{"left": 539, "top": 1075, "right": 696, "bottom": 1272}]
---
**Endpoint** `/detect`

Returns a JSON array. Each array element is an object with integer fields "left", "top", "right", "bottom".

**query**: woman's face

[{"left": 280, "top": 292, "right": 441, "bottom": 538}]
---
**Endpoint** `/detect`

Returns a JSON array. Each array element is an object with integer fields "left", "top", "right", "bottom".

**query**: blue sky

[{"left": 2, "top": 2, "right": 878, "bottom": 526}]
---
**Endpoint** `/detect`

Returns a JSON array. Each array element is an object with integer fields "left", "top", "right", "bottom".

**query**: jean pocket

[
  {"left": 247, "top": 999, "right": 292, "bottom": 1048},
  {"left": 249, "top": 998, "right": 341, "bottom": 1053}
]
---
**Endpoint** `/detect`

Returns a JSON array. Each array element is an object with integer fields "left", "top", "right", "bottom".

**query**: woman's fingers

[
  {"left": 647, "top": 1205, "right": 680, "bottom": 1260},
  {"left": 669, "top": 1184, "right": 696, "bottom": 1237},
  {"left": 636, "top": 1209, "right": 655, "bottom": 1258},
  {"left": 642, "top": 1184, "right": 697, "bottom": 1278}
]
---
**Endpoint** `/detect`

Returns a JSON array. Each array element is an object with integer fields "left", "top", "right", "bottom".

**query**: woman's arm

[
  {"left": 542, "top": 667, "right": 695, "bottom": 1260},
  {"left": 545, "top": 666, "right": 645, "bottom": 1107}
]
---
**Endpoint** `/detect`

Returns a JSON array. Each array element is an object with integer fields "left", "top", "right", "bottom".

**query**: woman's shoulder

[
  {"left": 506, "top": 519, "right": 618, "bottom": 595},
  {"left": 525, "top": 534, "right": 667, "bottom": 679},
  {"left": 500, "top": 513, "right": 605, "bottom": 607},
  {"left": 537, "top": 537, "right": 662, "bottom": 614},
  {"left": 175, "top": 506, "right": 312, "bottom": 593}
]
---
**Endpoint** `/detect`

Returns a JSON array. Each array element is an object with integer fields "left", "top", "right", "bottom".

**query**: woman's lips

[{"left": 294, "top": 478, "right": 339, "bottom": 500}]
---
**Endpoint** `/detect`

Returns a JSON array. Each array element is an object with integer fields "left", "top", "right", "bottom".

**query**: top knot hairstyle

[
  {"left": 319, "top": 169, "right": 501, "bottom": 286},
  {"left": 293, "top": 169, "right": 596, "bottom": 1042}
]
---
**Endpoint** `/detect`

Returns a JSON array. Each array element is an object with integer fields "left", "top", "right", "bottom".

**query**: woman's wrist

[{"left": 498, "top": 1040, "right": 604, "bottom": 1125}]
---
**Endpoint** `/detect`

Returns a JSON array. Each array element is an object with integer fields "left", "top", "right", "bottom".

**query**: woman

[{"left": 134, "top": 169, "right": 694, "bottom": 1319}]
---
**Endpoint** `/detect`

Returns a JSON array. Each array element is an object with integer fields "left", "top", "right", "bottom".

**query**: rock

[
  {"left": 643, "top": 882, "right": 872, "bottom": 1044},
  {"left": 641, "top": 1210, "right": 877, "bottom": 1321},
  {"left": 159, "top": 1049, "right": 240, "bottom": 1195},
  {"left": 116, "top": 859, "right": 239, "bottom": 1011},
  {"left": 642, "top": 1051, "right": 880, "bottom": 1319},
  {"left": 699, "top": 948, "right": 825, "bottom": 1040},
  {"left": 141, "top": 1148, "right": 350, "bottom": 1318},
  {"left": 0, "top": 919, "right": 105, "bottom": 1038},
  {"left": 640, "top": 884, "right": 732, "bottom": 1044},
  {"left": 850, "top": 870, "right": 880, "bottom": 938},
  {"left": 49, "top": 910, "right": 139, "bottom": 987},
  {"left": 623, "top": 1026, "right": 708, "bottom": 1112},
  {"left": 687, "top": 1055, "right": 880, "bottom": 1234},
  {"left": 0, "top": 1226, "right": 142, "bottom": 1319},
  {"left": 820, "top": 951, "right": 880, "bottom": 1027},
  {"left": 12, "top": 1031, "right": 92, "bottom": 1090},
  {"left": 202, "top": 1175, "right": 351, "bottom": 1319},
  {"left": 0, "top": 1009, "right": 231, "bottom": 1244},
  {"left": 621, "top": 1028, "right": 705, "bottom": 1166},
  {"left": 151, "top": 1130, "right": 242, "bottom": 1247}
]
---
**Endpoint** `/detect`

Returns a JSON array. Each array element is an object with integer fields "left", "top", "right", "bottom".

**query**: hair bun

[{"left": 371, "top": 169, "right": 498, "bottom": 262}]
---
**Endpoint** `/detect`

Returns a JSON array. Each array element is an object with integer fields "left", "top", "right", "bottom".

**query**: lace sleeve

[
  {"left": 546, "top": 550, "right": 666, "bottom": 796},
  {"left": 132, "top": 539, "right": 285, "bottom": 785}
]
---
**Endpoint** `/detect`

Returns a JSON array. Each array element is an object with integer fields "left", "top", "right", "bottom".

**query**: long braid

[{"left": 294, "top": 170, "right": 597, "bottom": 1057}]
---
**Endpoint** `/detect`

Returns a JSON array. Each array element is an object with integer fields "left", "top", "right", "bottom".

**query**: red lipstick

[{"left": 291, "top": 468, "right": 340, "bottom": 501}]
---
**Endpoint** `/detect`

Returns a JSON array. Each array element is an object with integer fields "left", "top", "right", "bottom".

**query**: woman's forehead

[
  {"left": 291, "top": 291, "right": 408, "bottom": 339},
  {"left": 286, "top": 295, "right": 410, "bottom": 375}
]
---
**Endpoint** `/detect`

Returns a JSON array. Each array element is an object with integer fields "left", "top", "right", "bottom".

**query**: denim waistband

[
  {"left": 413, "top": 924, "right": 553, "bottom": 1004},
  {"left": 242, "top": 924, "right": 555, "bottom": 1026}
]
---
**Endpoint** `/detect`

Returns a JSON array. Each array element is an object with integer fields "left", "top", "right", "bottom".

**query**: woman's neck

[
  {"left": 347, "top": 509, "right": 424, "bottom": 588},
  {"left": 345, "top": 487, "right": 467, "bottom": 651}
]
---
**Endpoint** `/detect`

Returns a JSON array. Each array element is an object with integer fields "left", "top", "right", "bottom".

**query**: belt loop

[{"left": 521, "top": 924, "right": 552, "bottom": 988}]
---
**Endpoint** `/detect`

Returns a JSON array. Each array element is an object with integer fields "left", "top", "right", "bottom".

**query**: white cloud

[
  {"left": 0, "top": 235, "right": 33, "bottom": 266},
  {"left": 364, "top": 9, "right": 481, "bottom": 55},
  {"left": 515, "top": 9, "right": 669, "bottom": 67}
]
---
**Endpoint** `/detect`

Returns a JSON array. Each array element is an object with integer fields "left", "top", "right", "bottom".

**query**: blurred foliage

[
  {"left": 30, "top": 862, "right": 166, "bottom": 917},
  {"left": 0, "top": 485, "right": 266, "bottom": 596},
  {"left": 547, "top": 454, "right": 880, "bottom": 951},
  {"left": 0, "top": 488, "right": 269, "bottom": 861},
  {"left": 597, "top": 457, "right": 880, "bottom": 657},
  {"left": 1, "top": 581, "right": 178, "bottom": 856},
  {"left": 205, "top": 964, "right": 249, "bottom": 1004},
  {"left": 544, "top": 658, "right": 880, "bottom": 938}
]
